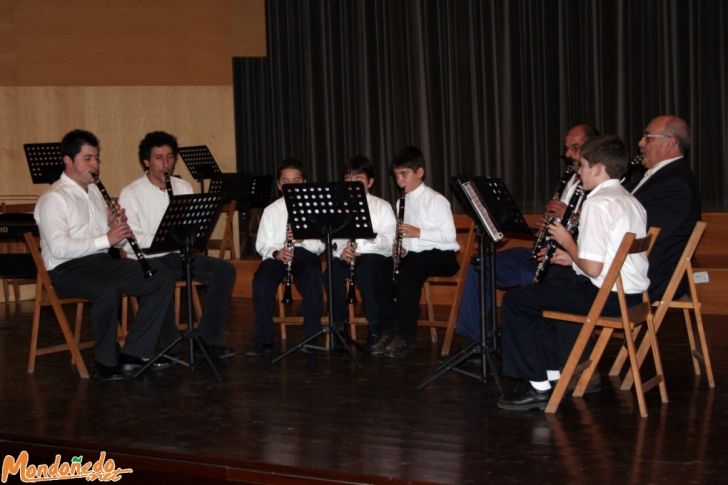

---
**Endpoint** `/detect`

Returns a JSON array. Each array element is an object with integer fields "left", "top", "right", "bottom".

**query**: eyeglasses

[{"left": 642, "top": 132, "right": 672, "bottom": 140}]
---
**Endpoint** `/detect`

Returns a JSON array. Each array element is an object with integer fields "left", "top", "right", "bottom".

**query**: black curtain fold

[{"left": 233, "top": 0, "right": 728, "bottom": 211}]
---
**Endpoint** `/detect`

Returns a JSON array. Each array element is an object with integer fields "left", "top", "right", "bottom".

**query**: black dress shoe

[
  {"left": 119, "top": 353, "right": 147, "bottom": 374},
  {"left": 369, "top": 334, "right": 394, "bottom": 355},
  {"left": 497, "top": 383, "right": 551, "bottom": 411},
  {"left": 384, "top": 336, "right": 415, "bottom": 359},
  {"left": 245, "top": 343, "right": 274, "bottom": 357},
  {"left": 93, "top": 362, "right": 124, "bottom": 381},
  {"left": 207, "top": 345, "right": 236, "bottom": 359}
]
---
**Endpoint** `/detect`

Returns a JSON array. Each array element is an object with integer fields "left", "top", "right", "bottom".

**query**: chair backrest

[
  {"left": 582, "top": 230, "right": 659, "bottom": 327},
  {"left": 22, "top": 232, "right": 59, "bottom": 300}
]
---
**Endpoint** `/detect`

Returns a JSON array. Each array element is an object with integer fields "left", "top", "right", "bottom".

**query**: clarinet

[
  {"left": 163, "top": 171, "right": 174, "bottom": 197},
  {"left": 345, "top": 239, "right": 357, "bottom": 304},
  {"left": 281, "top": 223, "right": 294, "bottom": 304},
  {"left": 532, "top": 183, "right": 585, "bottom": 284},
  {"left": 532, "top": 162, "right": 575, "bottom": 257},
  {"left": 619, "top": 154, "right": 644, "bottom": 186},
  {"left": 92, "top": 174, "right": 156, "bottom": 279},
  {"left": 391, "top": 189, "right": 406, "bottom": 302}
]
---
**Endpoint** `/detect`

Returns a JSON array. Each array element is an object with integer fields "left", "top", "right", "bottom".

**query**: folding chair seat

[
  {"left": 419, "top": 213, "right": 476, "bottom": 356},
  {"left": 610, "top": 221, "right": 714, "bottom": 389},
  {"left": 542, "top": 230, "right": 668, "bottom": 418}
]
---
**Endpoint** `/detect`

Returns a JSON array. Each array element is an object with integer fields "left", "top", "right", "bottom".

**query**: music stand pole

[
  {"left": 417, "top": 226, "right": 503, "bottom": 394},
  {"left": 271, "top": 223, "right": 367, "bottom": 368}
]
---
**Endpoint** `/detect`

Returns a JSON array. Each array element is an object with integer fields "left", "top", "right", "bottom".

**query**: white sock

[
  {"left": 547, "top": 370, "right": 561, "bottom": 382},
  {"left": 530, "top": 380, "right": 552, "bottom": 391}
]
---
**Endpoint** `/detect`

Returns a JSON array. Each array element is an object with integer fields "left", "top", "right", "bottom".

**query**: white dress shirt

[
  {"left": 118, "top": 173, "right": 193, "bottom": 258},
  {"left": 575, "top": 178, "right": 649, "bottom": 293},
  {"left": 256, "top": 197, "right": 325, "bottom": 260},
  {"left": 397, "top": 183, "right": 460, "bottom": 253},
  {"left": 332, "top": 193, "right": 396, "bottom": 258},
  {"left": 34, "top": 172, "right": 111, "bottom": 271}
]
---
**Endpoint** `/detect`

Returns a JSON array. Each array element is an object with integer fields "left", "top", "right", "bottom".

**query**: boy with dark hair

[
  {"left": 119, "top": 131, "right": 236, "bottom": 361},
  {"left": 372, "top": 146, "right": 460, "bottom": 358},
  {"left": 497, "top": 134, "right": 649, "bottom": 411},
  {"left": 35, "top": 129, "right": 174, "bottom": 380},
  {"left": 246, "top": 159, "right": 325, "bottom": 356},
  {"left": 328, "top": 156, "right": 396, "bottom": 347}
]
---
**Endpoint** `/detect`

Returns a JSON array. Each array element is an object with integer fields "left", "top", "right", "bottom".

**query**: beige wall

[{"left": 0, "top": 0, "right": 265, "bottom": 301}]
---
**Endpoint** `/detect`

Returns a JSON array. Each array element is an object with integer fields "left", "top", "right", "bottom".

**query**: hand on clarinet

[
  {"left": 341, "top": 243, "right": 357, "bottom": 263},
  {"left": 398, "top": 223, "right": 420, "bottom": 238},
  {"left": 544, "top": 199, "right": 567, "bottom": 218},
  {"left": 536, "top": 247, "right": 573, "bottom": 266},
  {"left": 107, "top": 220, "right": 132, "bottom": 246},
  {"left": 276, "top": 246, "right": 294, "bottom": 264}
]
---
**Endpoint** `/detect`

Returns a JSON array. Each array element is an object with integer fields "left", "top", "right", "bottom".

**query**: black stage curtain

[{"left": 233, "top": 0, "right": 728, "bottom": 212}]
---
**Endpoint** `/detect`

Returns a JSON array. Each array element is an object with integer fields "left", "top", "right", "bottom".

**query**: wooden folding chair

[
  {"left": 542, "top": 230, "right": 668, "bottom": 418},
  {"left": 24, "top": 232, "right": 92, "bottom": 379},
  {"left": 207, "top": 200, "right": 237, "bottom": 260},
  {"left": 419, "top": 213, "right": 476, "bottom": 356},
  {"left": 610, "top": 221, "right": 714, "bottom": 389}
]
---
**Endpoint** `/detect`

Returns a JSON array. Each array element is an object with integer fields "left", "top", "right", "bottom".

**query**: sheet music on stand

[
  {"left": 24, "top": 143, "right": 64, "bottom": 184},
  {"left": 178, "top": 146, "right": 222, "bottom": 185},
  {"left": 210, "top": 173, "right": 274, "bottom": 208},
  {"left": 469, "top": 177, "right": 532, "bottom": 236},
  {"left": 455, "top": 177, "right": 504, "bottom": 243},
  {"left": 281, "top": 182, "right": 375, "bottom": 240},
  {"left": 147, "top": 193, "right": 223, "bottom": 254}
]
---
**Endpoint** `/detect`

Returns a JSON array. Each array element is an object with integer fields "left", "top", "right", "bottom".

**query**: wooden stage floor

[{"left": 1, "top": 298, "right": 727, "bottom": 484}]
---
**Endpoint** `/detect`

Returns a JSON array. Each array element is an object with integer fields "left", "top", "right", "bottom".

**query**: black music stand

[
  {"left": 178, "top": 146, "right": 222, "bottom": 193},
  {"left": 271, "top": 181, "right": 375, "bottom": 368},
  {"left": 24, "top": 143, "right": 64, "bottom": 184},
  {"left": 132, "top": 192, "right": 224, "bottom": 381},
  {"left": 418, "top": 177, "right": 528, "bottom": 392},
  {"left": 210, "top": 172, "right": 274, "bottom": 257}
]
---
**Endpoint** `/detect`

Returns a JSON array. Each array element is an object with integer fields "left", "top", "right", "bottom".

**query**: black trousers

[
  {"left": 327, "top": 254, "right": 391, "bottom": 326},
  {"left": 49, "top": 253, "right": 175, "bottom": 367},
  {"left": 152, "top": 253, "right": 236, "bottom": 347},
  {"left": 501, "top": 269, "right": 642, "bottom": 382},
  {"left": 381, "top": 249, "right": 459, "bottom": 341},
  {"left": 252, "top": 247, "right": 323, "bottom": 345}
]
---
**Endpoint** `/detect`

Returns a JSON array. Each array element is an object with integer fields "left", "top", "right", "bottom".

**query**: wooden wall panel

[
  {"left": 0, "top": 86, "right": 235, "bottom": 197},
  {"left": 0, "top": 0, "right": 266, "bottom": 86}
]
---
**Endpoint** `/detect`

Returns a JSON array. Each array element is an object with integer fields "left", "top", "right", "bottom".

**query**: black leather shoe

[
  {"left": 93, "top": 361, "right": 124, "bottom": 381},
  {"left": 384, "top": 336, "right": 415, "bottom": 359},
  {"left": 497, "top": 383, "right": 551, "bottom": 411},
  {"left": 245, "top": 343, "right": 274, "bottom": 357},
  {"left": 119, "top": 353, "right": 147, "bottom": 374},
  {"left": 369, "top": 334, "right": 394, "bottom": 355},
  {"left": 208, "top": 345, "right": 236, "bottom": 359}
]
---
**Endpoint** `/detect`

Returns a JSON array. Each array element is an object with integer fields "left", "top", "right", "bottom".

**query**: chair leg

[
  {"left": 546, "top": 320, "right": 596, "bottom": 414},
  {"left": 692, "top": 303, "right": 716, "bottom": 388},
  {"left": 574, "top": 328, "right": 613, "bottom": 397},
  {"left": 70, "top": 302, "right": 84, "bottom": 365},
  {"left": 27, "top": 285, "right": 43, "bottom": 374},
  {"left": 682, "top": 308, "right": 701, "bottom": 376},
  {"left": 192, "top": 285, "right": 203, "bottom": 329},
  {"left": 646, "top": 316, "right": 669, "bottom": 404},
  {"left": 13, "top": 280, "right": 22, "bottom": 302},
  {"left": 608, "top": 326, "right": 642, "bottom": 377},
  {"left": 49, "top": 299, "right": 90, "bottom": 379},
  {"left": 1, "top": 279, "right": 9, "bottom": 303},
  {"left": 174, "top": 286, "right": 181, "bottom": 330},
  {"left": 623, "top": 323, "right": 649, "bottom": 418}
]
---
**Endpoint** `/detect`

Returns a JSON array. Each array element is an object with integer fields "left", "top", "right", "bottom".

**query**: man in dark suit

[{"left": 631, "top": 115, "right": 701, "bottom": 300}]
